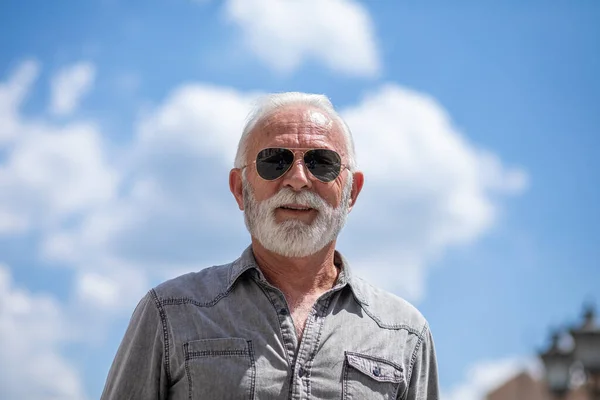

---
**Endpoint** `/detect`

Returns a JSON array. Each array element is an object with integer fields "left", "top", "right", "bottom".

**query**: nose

[{"left": 281, "top": 159, "right": 312, "bottom": 191}]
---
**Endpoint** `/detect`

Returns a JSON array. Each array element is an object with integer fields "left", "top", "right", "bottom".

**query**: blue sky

[{"left": 1, "top": 1, "right": 599, "bottom": 399}]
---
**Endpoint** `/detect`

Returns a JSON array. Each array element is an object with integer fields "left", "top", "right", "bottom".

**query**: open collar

[{"left": 227, "top": 245, "right": 369, "bottom": 306}]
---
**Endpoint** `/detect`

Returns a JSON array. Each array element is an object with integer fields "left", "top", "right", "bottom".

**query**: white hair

[{"left": 234, "top": 92, "right": 357, "bottom": 171}]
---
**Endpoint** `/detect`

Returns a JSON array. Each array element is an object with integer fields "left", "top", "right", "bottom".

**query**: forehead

[{"left": 249, "top": 106, "right": 346, "bottom": 151}]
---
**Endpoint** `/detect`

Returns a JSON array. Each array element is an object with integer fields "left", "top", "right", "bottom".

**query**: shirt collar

[
  {"left": 333, "top": 250, "right": 369, "bottom": 306},
  {"left": 227, "top": 246, "right": 260, "bottom": 290},
  {"left": 227, "top": 245, "right": 368, "bottom": 306}
]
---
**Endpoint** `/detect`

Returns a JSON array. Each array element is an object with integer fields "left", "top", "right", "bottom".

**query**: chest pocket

[
  {"left": 342, "top": 352, "right": 406, "bottom": 400},
  {"left": 184, "top": 337, "right": 255, "bottom": 400}
]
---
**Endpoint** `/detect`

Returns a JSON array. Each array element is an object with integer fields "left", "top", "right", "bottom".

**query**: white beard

[{"left": 242, "top": 175, "right": 353, "bottom": 258}]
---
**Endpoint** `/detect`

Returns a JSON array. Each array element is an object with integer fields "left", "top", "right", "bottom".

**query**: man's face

[{"left": 237, "top": 106, "right": 357, "bottom": 258}]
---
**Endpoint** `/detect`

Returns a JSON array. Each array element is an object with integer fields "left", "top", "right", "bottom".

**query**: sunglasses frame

[{"left": 241, "top": 147, "right": 349, "bottom": 183}]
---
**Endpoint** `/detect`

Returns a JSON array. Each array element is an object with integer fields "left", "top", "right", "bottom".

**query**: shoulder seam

[
  {"left": 158, "top": 284, "right": 235, "bottom": 308},
  {"left": 149, "top": 289, "right": 173, "bottom": 387},
  {"left": 359, "top": 302, "right": 425, "bottom": 335}
]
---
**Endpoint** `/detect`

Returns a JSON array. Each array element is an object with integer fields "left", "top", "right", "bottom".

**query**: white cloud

[
  {"left": 443, "top": 356, "right": 541, "bottom": 400},
  {"left": 349, "top": 256, "right": 426, "bottom": 302},
  {"left": 43, "top": 84, "right": 257, "bottom": 263},
  {"left": 39, "top": 84, "right": 257, "bottom": 310},
  {"left": 0, "top": 209, "right": 28, "bottom": 233},
  {"left": 0, "top": 62, "right": 118, "bottom": 235},
  {"left": 340, "top": 85, "right": 528, "bottom": 301},
  {"left": 37, "top": 81, "right": 528, "bottom": 307},
  {"left": 77, "top": 272, "right": 120, "bottom": 307},
  {"left": 0, "top": 60, "right": 527, "bottom": 310},
  {"left": 224, "top": 0, "right": 380, "bottom": 76},
  {"left": 50, "top": 61, "right": 96, "bottom": 116},
  {"left": 0, "top": 121, "right": 118, "bottom": 234},
  {"left": 0, "top": 60, "right": 39, "bottom": 145},
  {"left": 75, "top": 268, "right": 149, "bottom": 311},
  {"left": 0, "top": 264, "right": 87, "bottom": 400},
  {"left": 137, "top": 83, "right": 258, "bottom": 164},
  {"left": 0, "top": 61, "right": 534, "bottom": 400}
]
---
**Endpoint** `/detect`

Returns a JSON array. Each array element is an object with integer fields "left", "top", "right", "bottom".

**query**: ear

[
  {"left": 229, "top": 168, "right": 245, "bottom": 210},
  {"left": 348, "top": 171, "right": 364, "bottom": 212}
]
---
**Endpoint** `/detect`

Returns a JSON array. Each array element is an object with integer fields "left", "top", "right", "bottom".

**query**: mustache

[{"left": 266, "top": 188, "right": 328, "bottom": 211}]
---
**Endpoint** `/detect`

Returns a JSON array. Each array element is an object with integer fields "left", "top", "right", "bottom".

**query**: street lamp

[
  {"left": 571, "top": 305, "right": 600, "bottom": 400},
  {"left": 540, "top": 331, "right": 574, "bottom": 399}
]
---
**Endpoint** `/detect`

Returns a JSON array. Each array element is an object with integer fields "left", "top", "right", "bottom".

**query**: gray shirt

[{"left": 101, "top": 246, "right": 439, "bottom": 399}]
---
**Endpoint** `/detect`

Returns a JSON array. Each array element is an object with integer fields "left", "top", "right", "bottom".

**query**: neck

[{"left": 251, "top": 238, "right": 340, "bottom": 298}]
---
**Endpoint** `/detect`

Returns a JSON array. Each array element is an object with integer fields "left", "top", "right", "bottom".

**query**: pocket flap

[
  {"left": 185, "top": 337, "right": 250, "bottom": 358},
  {"left": 345, "top": 352, "right": 403, "bottom": 383}
]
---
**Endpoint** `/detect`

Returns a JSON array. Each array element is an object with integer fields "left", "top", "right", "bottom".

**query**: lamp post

[
  {"left": 571, "top": 305, "right": 600, "bottom": 400},
  {"left": 540, "top": 331, "right": 574, "bottom": 399}
]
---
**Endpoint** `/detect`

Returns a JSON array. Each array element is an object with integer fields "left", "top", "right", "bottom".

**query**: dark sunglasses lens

[
  {"left": 255, "top": 148, "right": 294, "bottom": 180},
  {"left": 304, "top": 149, "right": 342, "bottom": 182}
]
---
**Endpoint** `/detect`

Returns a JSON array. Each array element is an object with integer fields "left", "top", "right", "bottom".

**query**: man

[{"left": 101, "top": 92, "right": 439, "bottom": 399}]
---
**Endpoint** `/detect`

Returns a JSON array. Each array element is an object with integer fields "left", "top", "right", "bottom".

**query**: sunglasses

[{"left": 244, "top": 147, "right": 347, "bottom": 183}]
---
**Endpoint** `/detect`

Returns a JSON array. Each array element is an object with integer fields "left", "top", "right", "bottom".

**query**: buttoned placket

[
  {"left": 256, "top": 277, "right": 337, "bottom": 400},
  {"left": 291, "top": 294, "right": 332, "bottom": 400}
]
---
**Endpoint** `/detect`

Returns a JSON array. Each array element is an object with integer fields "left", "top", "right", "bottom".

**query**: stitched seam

[
  {"left": 350, "top": 289, "right": 368, "bottom": 306},
  {"left": 360, "top": 304, "right": 424, "bottom": 335},
  {"left": 296, "top": 309, "right": 313, "bottom": 398},
  {"left": 343, "top": 351, "right": 349, "bottom": 400},
  {"left": 150, "top": 289, "right": 172, "bottom": 387},
  {"left": 404, "top": 323, "right": 428, "bottom": 400},
  {"left": 186, "top": 350, "right": 250, "bottom": 358},
  {"left": 344, "top": 351, "right": 404, "bottom": 397},
  {"left": 247, "top": 340, "right": 256, "bottom": 400},
  {"left": 159, "top": 287, "right": 235, "bottom": 308},
  {"left": 228, "top": 263, "right": 255, "bottom": 290},
  {"left": 255, "top": 280, "right": 287, "bottom": 318},
  {"left": 394, "top": 379, "right": 403, "bottom": 400},
  {"left": 253, "top": 279, "right": 296, "bottom": 399},
  {"left": 184, "top": 341, "right": 255, "bottom": 399},
  {"left": 345, "top": 351, "right": 404, "bottom": 372},
  {"left": 305, "top": 295, "right": 331, "bottom": 399},
  {"left": 254, "top": 280, "right": 294, "bottom": 366},
  {"left": 347, "top": 277, "right": 371, "bottom": 305},
  {"left": 346, "top": 279, "right": 369, "bottom": 305},
  {"left": 292, "top": 293, "right": 329, "bottom": 397},
  {"left": 183, "top": 343, "right": 192, "bottom": 400}
]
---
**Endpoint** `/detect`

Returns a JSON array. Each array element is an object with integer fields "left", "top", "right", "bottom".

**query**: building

[
  {"left": 485, "top": 305, "right": 600, "bottom": 400},
  {"left": 486, "top": 371, "right": 588, "bottom": 400}
]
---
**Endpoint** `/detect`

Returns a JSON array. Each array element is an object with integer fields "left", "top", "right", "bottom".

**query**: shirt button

[
  {"left": 372, "top": 366, "right": 381, "bottom": 377},
  {"left": 279, "top": 308, "right": 288, "bottom": 316},
  {"left": 298, "top": 367, "right": 305, "bottom": 377}
]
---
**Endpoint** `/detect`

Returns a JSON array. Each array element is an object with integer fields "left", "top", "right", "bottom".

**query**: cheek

[
  {"left": 248, "top": 178, "right": 280, "bottom": 202},
  {"left": 316, "top": 184, "right": 343, "bottom": 208}
]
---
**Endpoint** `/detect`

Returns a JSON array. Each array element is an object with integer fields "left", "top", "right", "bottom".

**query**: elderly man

[{"left": 101, "top": 92, "right": 439, "bottom": 399}]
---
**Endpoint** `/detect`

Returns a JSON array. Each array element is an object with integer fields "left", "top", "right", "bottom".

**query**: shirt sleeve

[
  {"left": 404, "top": 324, "right": 440, "bottom": 400},
  {"left": 101, "top": 290, "right": 169, "bottom": 400}
]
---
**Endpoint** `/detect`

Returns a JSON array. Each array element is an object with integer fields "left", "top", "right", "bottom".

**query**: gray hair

[{"left": 234, "top": 92, "right": 357, "bottom": 171}]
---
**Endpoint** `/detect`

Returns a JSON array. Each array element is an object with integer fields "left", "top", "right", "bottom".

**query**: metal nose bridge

[{"left": 285, "top": 151, "right": 312, "bottom": 179}]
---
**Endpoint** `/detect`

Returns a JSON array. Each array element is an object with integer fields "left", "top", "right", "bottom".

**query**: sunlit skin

[{"left": 229, "top": 105, "right": 364, "bottom": 339}]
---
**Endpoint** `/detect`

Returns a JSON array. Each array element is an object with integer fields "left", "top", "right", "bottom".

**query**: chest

[
  {"left": 167, "top": 293, "right": 412, "bottom": 400},
  {"left": 176, "top": 324, "right": 408, "bottom": 400},
  {"left": 288, "top": 298, "right": 319, "bottom": 340}
]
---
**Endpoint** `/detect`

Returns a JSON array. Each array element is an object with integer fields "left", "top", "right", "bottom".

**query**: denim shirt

[{"left": 101, "top": 246, "right": 439, "bottom": 399}]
